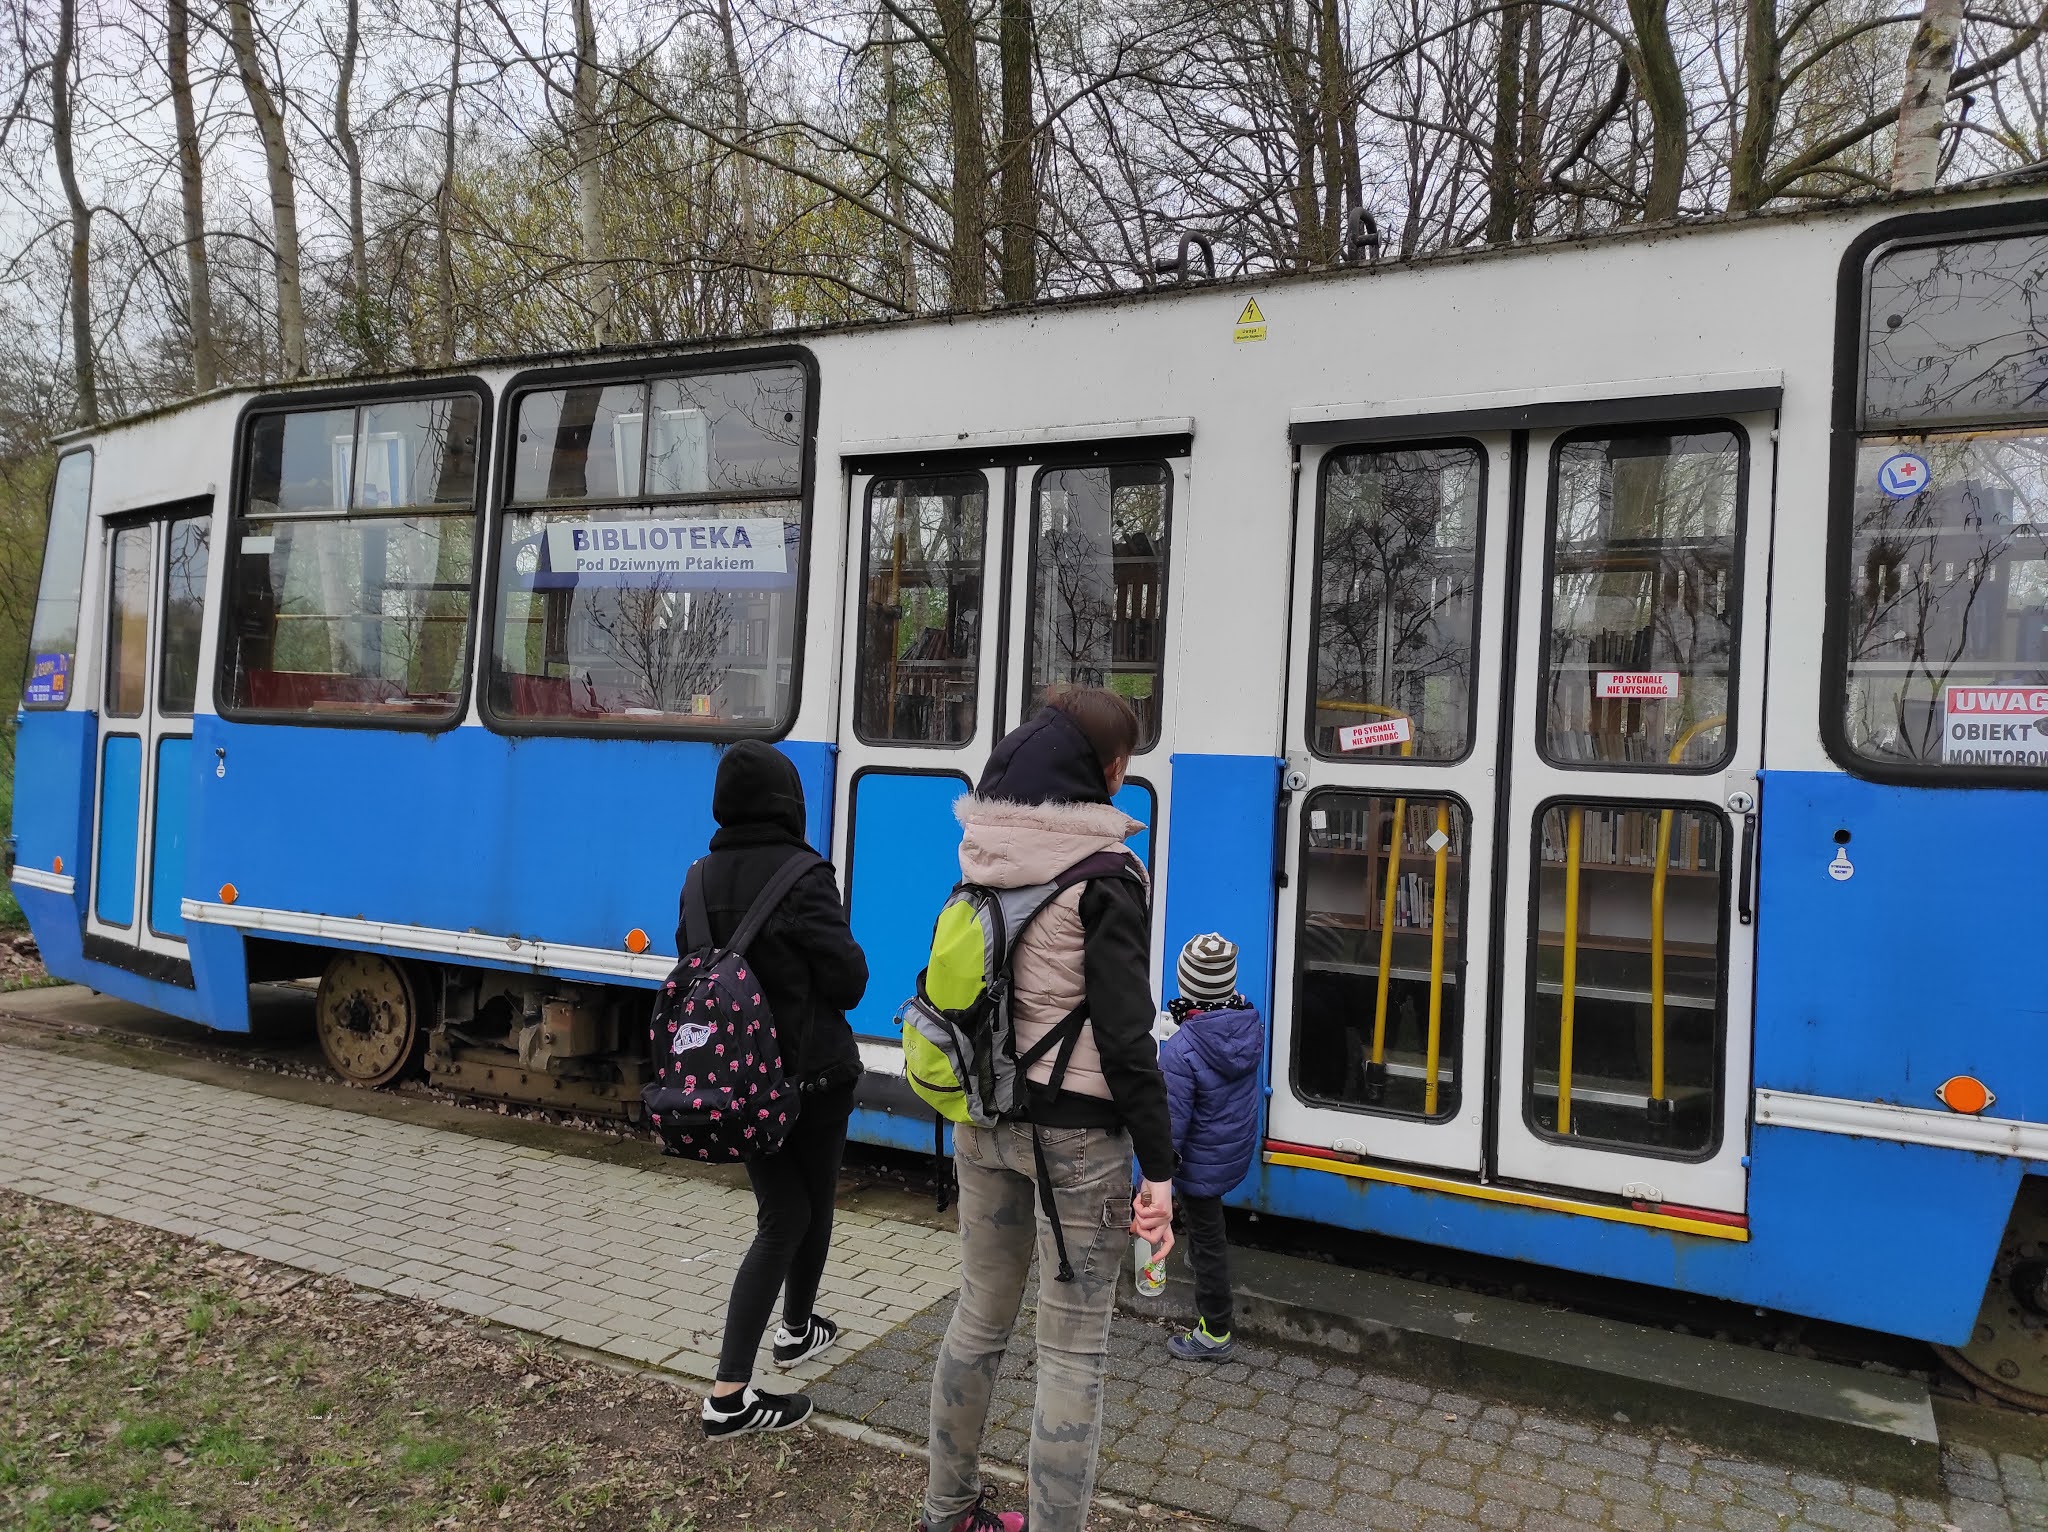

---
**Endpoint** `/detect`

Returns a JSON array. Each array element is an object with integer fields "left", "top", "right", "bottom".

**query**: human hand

[{"left": 1131, "top": 1179, "right": 1174, "bottom": 1260}]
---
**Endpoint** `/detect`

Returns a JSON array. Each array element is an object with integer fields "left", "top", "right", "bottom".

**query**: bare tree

[
  {"left": 997, "top": 0, "right": 1038, "bottom": 302},
  {"left": 929, "top": 0, "right": 988, "bottom": 309},
  {"left": 437, "top": 0, "right": 462, "bottom": 364},
  {"left": 1625, "top": 0, "right": 1691, "bottom": 220},
  {"left": 226, "top": 0, "right": 306, "bottom": 378},
  {"left": 166, "top": 0, "right": 216, "bottom": 391},
  {"left": 52, "top": 0, "right": 96, "bottom": 424},
  {"left": 333, "top": 0, "right": 373, "bottom": 365}
]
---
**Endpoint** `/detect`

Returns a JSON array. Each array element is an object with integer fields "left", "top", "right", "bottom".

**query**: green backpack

[{"left": 898, "top": 848, "right": 1143, "bottom": 1276}]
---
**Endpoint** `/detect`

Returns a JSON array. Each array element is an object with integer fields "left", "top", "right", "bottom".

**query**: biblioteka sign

[
  {"left": 1338, "top": 715, "right": 1412, "bottom": 752},
  {"left": 1595, "top": 671, "right": 1680, "bottom": 700},
  {"left": 1942, "top": 685, "right": 2048, "bottom": 766}
]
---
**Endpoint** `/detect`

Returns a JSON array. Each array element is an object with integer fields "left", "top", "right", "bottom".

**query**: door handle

[{"left": 1737, "top": 811, "right": 1758, "bottom": 926}]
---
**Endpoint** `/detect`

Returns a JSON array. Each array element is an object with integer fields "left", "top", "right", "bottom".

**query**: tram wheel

[
  {"left": 314, "top": 953, "right": 419, "bottom": 1087},
  {"left": 1935, "top": 1178, "right": 2048, "bottom": 1412}
]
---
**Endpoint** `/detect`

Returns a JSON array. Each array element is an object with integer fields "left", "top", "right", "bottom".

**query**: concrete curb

[{"left": 1122, "top": 1240, "right": 1940, "bottom": 1493}]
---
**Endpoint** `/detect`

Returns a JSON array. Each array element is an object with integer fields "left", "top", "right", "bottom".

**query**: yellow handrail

[
  {"left": 1326, "top": 702, "right": 1417, "bottom": 1096},
  {"left": 1558, "top": 807, "right": 1584, "bottom": 1137},
  {"left": 1424, "top": 800, "right": 1450, "bottom": 1116},
  {"left": 1649, "top": 714, "right": 1728, "bottom": 1114}
]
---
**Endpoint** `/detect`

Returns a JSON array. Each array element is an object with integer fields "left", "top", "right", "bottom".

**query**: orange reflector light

[
  {"left": 624, "top": 928, "right": 650, "bottom": 955},
  {"left": 219, "top": 883, "right": 239, "bottom": 906},
  {"left": 52, "top": 855, "right": 62, "bottom": 875},
  {"left": 1936, "top": 1075, "right": 1995, "bottom": 1115}
]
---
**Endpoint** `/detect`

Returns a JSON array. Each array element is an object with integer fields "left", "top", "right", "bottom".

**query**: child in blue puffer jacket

[{"left": 1158, "top": 933, "right": 1265, "bottom": 1362}]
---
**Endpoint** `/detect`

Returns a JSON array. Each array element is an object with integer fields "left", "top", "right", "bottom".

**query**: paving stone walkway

[{"left": 5, "top": 1034, "right": 2048, "bottom": 1532}]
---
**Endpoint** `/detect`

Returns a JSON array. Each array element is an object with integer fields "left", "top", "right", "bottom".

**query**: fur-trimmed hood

[{"left": 955, "top": 794, "right": 1144, "bottom": 889}]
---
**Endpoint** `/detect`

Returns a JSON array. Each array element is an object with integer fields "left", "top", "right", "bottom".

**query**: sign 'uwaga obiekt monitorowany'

[
  {"left": 534, "top": 518, "right": 794, "bottom": 589},
  {"left": 1943, "top": 685, "right": 2048, "bottom": 766}
]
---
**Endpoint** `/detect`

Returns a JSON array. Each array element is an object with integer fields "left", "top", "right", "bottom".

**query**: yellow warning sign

[{"left": 1233, "top": 297, "right": 1267, "bottom": 344}]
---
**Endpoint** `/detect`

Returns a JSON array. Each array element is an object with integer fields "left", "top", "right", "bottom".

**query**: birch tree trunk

[
  {"left": 718, "top": 0, "right": 766, "bottom": 329},
  {"left": 335, "top": 0, "right": 373, "bottom": 364},
  {"left": 996, "top": 0, "right": 1037, "bottom": 304},
  {"left": 167, "top": 0, "right": 216, "bottom": 391},
  {"left": 227, "top": 0, "right": 307, "bottom": 379},
  {"left": 436, "top": 0, "right": 461, "bottom": 364},
  {"left": 1891, "top": 0, "right": 1967, "bottom": 192},
  {"left": 933, "top": 0, "right": 986, "bottom": 310},
  {"left": 571, "top": 0, "right": 611, "bottom": 343},
  {"left": 53, "top": 0, "right": 97, "bottom": 426}
]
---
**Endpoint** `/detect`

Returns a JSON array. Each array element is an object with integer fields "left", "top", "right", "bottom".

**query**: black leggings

[{"left": 715, "top": 1080, "right": 855, "bottom": 1384}]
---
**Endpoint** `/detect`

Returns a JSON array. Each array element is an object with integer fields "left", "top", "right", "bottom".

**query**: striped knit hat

[{"left": 1176, "top": 933, "right": 1239, "bottom": 1007}]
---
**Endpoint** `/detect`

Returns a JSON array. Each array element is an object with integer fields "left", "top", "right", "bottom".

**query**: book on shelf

[{"left": 1537, "top": 805, "right": 1722, "bottom": 873}]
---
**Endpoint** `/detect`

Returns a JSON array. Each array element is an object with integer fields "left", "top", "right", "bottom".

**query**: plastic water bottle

[{"left": 1135, "top": 1235, "right": 1166, "bottom": 1297}]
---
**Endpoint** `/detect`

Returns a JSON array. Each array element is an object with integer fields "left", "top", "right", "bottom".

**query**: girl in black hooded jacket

[{"left": 691, "top": 741, "right": 868, "bottom": 1439}]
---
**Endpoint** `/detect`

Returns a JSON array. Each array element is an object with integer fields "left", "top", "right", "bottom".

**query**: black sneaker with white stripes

[
  {"left": 700, "top": 1386, "right": 813, "bottom": 1438},
  {"left": 772, "top": 1314, "right": 839, "bottom": 1368}
]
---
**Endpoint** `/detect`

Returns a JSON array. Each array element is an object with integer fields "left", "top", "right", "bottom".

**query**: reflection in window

[
  {"left": 159, "top": 516, "right": 211, "bottom": 714},
  {"left": 512, "top": 367, "right": 805, "bottom": 504},
  {"left": 1296, "top": 792, "right": 1465, "bottom": 1121},
  {"left": 225, "top": 393, "right": 482, "bottom": 722},
  {"left": 1028, "top": 462, "right": 1170, "bottom": 748},
  {"left": 1841, "top": 431, "right": 2048, "bottom": 768},
  {"left": 857, "top": 476, "right": 986, "bottom": 745},
  {"left": 24, "top": 449, "right": 93, "bottom": 705},
  {"left": 105, "top": 525, "right": 150, "bottom": 718},
  {"left": 1313, "top": 445, "right": 1482, "bottom": 760},
  {"left": 1528, "top": 801, "right": 1725, "bottom": 1155},
  {"left": 1544, "top": 432, "right": 1741, "bottom": 768},
  {"left": 1865, "top": 234, "right": 2048, "bottom": 430}
]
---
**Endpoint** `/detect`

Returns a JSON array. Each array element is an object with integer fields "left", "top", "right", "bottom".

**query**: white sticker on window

[
  {"left": 1941, "top": 685, "right": 2048, "bottom": 765},
  {"left": 1338, "top": 715, "right": 1413, "bottom": 752},
  {"left": 1594, "top": 671, "right": 1679, "bottom": 700},
  {"left": 240, "top": 534, "right": 276, "bottom": 555},
  {"left": 1425, "top": 828, "right": 1451, "bottom": 854},
  {"left": 1309, "top": 809, "right": 1328, "bottom": 829},
  {"left": 1876, "top": 451, "right": 1932, "bottom": 498}
]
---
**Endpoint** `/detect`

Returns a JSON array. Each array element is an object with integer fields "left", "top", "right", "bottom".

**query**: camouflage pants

[{"left": 924, "top": 1120, "right": 1133, "bottom": 1532}]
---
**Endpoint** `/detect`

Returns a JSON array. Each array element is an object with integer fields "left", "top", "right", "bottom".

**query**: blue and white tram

[{"left": 15, "top": 184, "right": 2048, "bottom": 1388}]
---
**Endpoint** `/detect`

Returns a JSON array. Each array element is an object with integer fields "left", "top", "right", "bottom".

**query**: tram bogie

[{"left": 17, "top": 181, "right": 2048, "bottom": 1386}]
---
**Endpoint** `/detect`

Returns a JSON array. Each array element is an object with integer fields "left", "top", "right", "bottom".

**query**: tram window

[
  {"left": 1026, "top": 462, "right": 1171, "bottom": 749},
  {"left": 223, "top": 393, "right": 483, "bottom": 722},
  {"left": 1295, "top": 790, "right": 1467, "bottom": 1121},
  {"left": 1543, "top": 430, "right": 1741, "bottom": 770},
  {"left": 511, "top": 368, "right": 805, "bottom": 504},
  {"left": 23, "top": 449, "right": 92, "bottom": 708},
  {"left": 491, "top": 363, "right": 809, "bottom": 733},
  {"left": 856, "top": 475, "right": 986, "bottom": 746},
  {"left": 104, "top": 525, "right": 150, "bottom": 718},
  {"left": 1838, "top": 431, "right": 2048, "bottom": 770},
  {"left": 159, "top": 515, "right": 211, "bottom": 715},
  {"left": 1311, "top": 443, "right": 1482, "bottom": 762},
  {"left": 1525, "top": 800, "right": 1727, "bottom": 1157},
  {"left": 1864, "top": 233, "right": 2048, "bottom": 430}
]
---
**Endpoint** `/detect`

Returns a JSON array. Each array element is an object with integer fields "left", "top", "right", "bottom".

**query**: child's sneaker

[
  {"left": 915, "top": 1486, "right": 1027, "bottom": 1531},
  {"left": 701, "top": 1386, "right": 813, "bottom": 1438},
  {"left": 1168, "top": 1318, "right": 1236, "bottom": 1362},
  {"left": 773, "top": 1313, "right": 839, "bottom": 1367}
]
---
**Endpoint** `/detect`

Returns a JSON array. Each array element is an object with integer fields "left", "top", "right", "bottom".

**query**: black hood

[
  {"left": 712, "top": 740, "right": 808, "bottom": 842},
  {"left": 976, "top": 707, "right": 1110, "bottom": 807}
]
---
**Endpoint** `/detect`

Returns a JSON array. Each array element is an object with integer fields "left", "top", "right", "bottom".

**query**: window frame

[
  {"left": 21, "top": 446, "right": 95, "bottom": 711},
  {"left": 213, "top": 376, "right": 494, "bottom": 733},
  {"left": 853, "top": 470, "right": 992, "bottom": 751},
  {"left": 479, "top": 346, "right": 819, "bottom": 743},
  {"left": 1534, "top": 420, "right": 1750, "bottom": 774},
  {"left": 1021, "top": 452, "right": 1176, "bottom": 756},
  {"left": 1289, "top": 782, "right": 1474, "bottom": 1127},
  {"left": 102, "top": 519, "right": 153, "bottom": 720},
  {"left": 1306, "top": 435, "right": 1490, "bottom": 768},
  {"left": 1824, "top": 205, "right": 2048, "bottom": 786},
  {"left": 1518, "top": 792, "right": 1734, "bottom": 1164}
]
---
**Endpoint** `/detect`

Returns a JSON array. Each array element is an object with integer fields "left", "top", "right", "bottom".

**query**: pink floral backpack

[{"left": 643, "top": 852, "right": 819, "bottom": 1161}]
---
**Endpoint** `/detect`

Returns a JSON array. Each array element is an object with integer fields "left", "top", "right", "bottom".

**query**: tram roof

[{"left": 59, "top": 168, "right": 2048, "bottom": 446}]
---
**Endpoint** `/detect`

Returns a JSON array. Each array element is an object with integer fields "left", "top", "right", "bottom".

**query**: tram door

[
  {"left": 833, "top": 447, "right": 1184, "bottom": 1043},
  {"left": 1272, "top": 411, "right": 1773, "bottom": 1214},
  {"left": 85, "top": 503, "right": 213, "bottom": 966}
]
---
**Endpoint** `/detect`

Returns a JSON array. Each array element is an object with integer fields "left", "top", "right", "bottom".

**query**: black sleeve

[
  {"left": 776, "top": 859, "right": 869, "bottom": 1012},
  {"left": 1078, "top": 875, "right": 1176, "bottom": 1183}
]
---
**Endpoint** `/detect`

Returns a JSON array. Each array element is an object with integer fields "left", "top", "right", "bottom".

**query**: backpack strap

[
  {"left": 682, "top": 861, "right": 712, "bottom": 955},
  {"left": 728, "top": 850, "right": 826, "bottom": 957}
]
